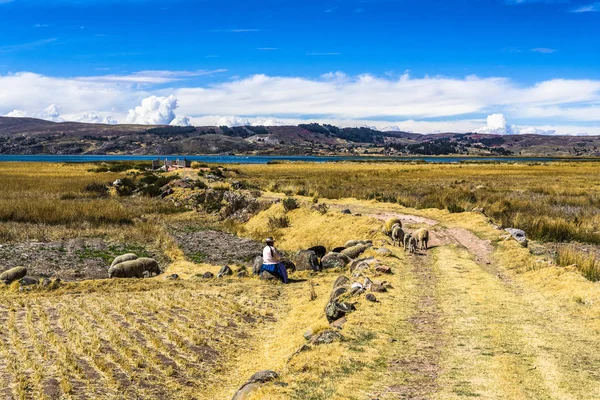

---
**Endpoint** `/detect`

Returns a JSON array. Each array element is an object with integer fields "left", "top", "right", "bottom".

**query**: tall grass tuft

[{"left": 556, "top": 246, "right": 600, "bottom": 282}]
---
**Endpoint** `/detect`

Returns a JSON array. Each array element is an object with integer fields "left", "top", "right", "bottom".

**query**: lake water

[{"left": 0, "top": 154, "right": 577, "bottom": 164}]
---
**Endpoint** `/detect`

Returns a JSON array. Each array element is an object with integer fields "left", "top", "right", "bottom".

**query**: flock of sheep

[{"left": 383, "top": 217, "right": 429, "bottom": 253}]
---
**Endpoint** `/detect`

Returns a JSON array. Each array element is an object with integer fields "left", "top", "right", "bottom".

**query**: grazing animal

[
  {"left": 0, "top": 266, "right": 27, "bottom": 284},
  {"left": 108, "top": 258, "right": 160, "bottom": 278},
  {"left": 407, "top": 236, "right": 417, "bottom": 253},
  {"left": 414, "top": 228, "right": 430, "bottom": 250},
  {"left": 340, "top": 243, "right": 372, "bottom": 259},
  {"left": 307, "top": 245, "right": 327, "bottom": 259},
  {"left": 383, "top": 217, "right": 403, "bottom": 236},
  {"left": 110, "top": 253, "right": 138, "bottom": 268},
  {"left": 391, "top": 224, "right": 405, "bottom": 247},
  {"left": 331, "top": 246, "right": 346, "bottom": 253},
  {"left": 403, "top": 233, "right": 413, "bottom": 252}
]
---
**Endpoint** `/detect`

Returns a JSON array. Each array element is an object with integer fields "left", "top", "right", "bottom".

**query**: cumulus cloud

[
  {"left": 72, "top": 113, "right": 118, "bottom": 125},
  {"left": 5, "top": 104, "right": 63, "bottom": 122},
  {"left": 169, "top": 116, "right": 192, "bottom": 126},
  {"left": 475, "top": 113, "right": 555, "bottom": 135},
  {"left": 125, "top": 95, "right": 190, "bottom": 125},
  {"left": 381, "top": 126, "right": 402, "bottom": 132},
  {"left": 216, "top": 116, "right": 251, "bottom": 127}
]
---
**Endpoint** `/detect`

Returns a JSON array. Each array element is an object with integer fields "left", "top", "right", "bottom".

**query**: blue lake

[{"left": 0, "top": 154, "right": 580, "bottom": 164}]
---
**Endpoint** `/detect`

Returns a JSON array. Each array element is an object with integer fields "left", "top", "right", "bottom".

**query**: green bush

[{"left": 283, "top": 198, "right": 299, "bottom": 212}]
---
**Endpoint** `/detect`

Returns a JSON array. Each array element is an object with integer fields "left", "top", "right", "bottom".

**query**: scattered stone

[
  {"left": 505, "top": 228, "right": 528, "bottom": 247},
  {"left": 248, "top": 370, "right": 279, "bottom": 384},
  {"left": 363, "top": 277, "right": 373, "bottom": 290},
  {"left": 294, "top": 250, "right": 319, "bottom": 272},
  {"left": 333, "top": 275, "right": 351, "bottom": 289},
  {"left": 237, "top": 270, "right": 248, "bottom": 278},
  {"left": 160, "top": 188, "right": 174, "bottom": 198},
  {"left": 366, "top": 293, "right": 377, "bottom": 302},
  {"left": 166, "top": 274, "right": 179, "bottom": 280},
  {"left": 375, "top": 248, "right": 393, "bottom": 257},
  {"left": 388, "top": 338, "right": 397, "bottom": 343},
  {"left": 375, "top": 265, "right": 392, "bottom": 274},
  {"left": 330, "top": 286, "right": 348, "bottom": 301},
  {"left": 330, "top": 317, "right": 347, "bottom": 329},
  {"left": 260, "top": 270, "right": 279, "bottom": 280},
  {"left": 325, "top": 301, "right": 356, "bottom": 323},
  {"left": 349, "top": 257, "right": 375, "bottom": 272},
  {"left": 19, "top": 276, "right": 39, "bottom": 286},
  {"left": 472, "top": 207, "right": 485, "bottom": 213},
  {"left": 202, "top": 272, "right": 214, "bottom": 279},
  {"left": 217, "top": 265, "right": 233, "bottom": 278},
  {"left": 341, "top": 209, "right": 352, "bottom": 215},
  {"left": 321, "top": 253, "right": 351, "bottom": 269},
  {"left": 303, "top": 328, "right": 314, "bottom": 340},
  {"left": 310, "top": 329, "right": 343, "bottom": 345},
  {"left": 41, "top": 278, "right": 52, "bottom": 288},
  {"left": 370, "top": 282, "right": 387, "bottom": 293}
]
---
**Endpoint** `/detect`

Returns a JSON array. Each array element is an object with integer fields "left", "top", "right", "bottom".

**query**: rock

[
  {"left": 217, "top": 265, "right": 233, "bottom": 278},
  {"left": 248, "top": 370, "right": 279, "bottom": 384},
  {"left": 375, "top": 248, "right": 393, "bottom": 257},
  {"left": 370, "top": 282, "right": 387, "bottom": 293},
  {"left": 260, "top": 270, "right": 279, "bottom": 280},
  {"left": 325, "top": 301, "right": 355, "bottom": 323},
  {"left": 366, "top": 293, "right": 377, "bottom": 302},
  {"left": 202, "top": 272, "right": 214, "bottom": 279},
  {"left": 282, "top": 259, "right": 296, "bottom": 273},
  {"left": 505, "top": 228, "right": 528, "bottom": 247},
  {"left": 294, "top": 250, "right": 319, "bottom": 272},
  {"left": 41, "top": 278, "right": 52, "bottom": 288},
  {"left": 19, "top": 277, "right": 39, "bottom": 286},
  {"left": 232, "top": 383, "right": 261, "bottom": 400},
  {"left": 310, "top": 329, "right": 343, "bottom": 345},
  {"left": 350, "top": 286, "right": 365, "bottom": 296},
  {"left": 303, "top": 328, "right": 314, "bottom": 340},
  {"left": 252, "top": 256, "right": 263, "bottom": 275},
  {"left": 350, "top": 261, "right": 371, "bottom": 275},
  {"left": 333, "top": 275, "right": 351, "bottom": 289},
  {"left": 472, "top": 207, "right": 485, "bottom": 213},
  {"left": 160, "top": 188, "right": 174, "bottom": 198},
  {"left": 330, "top": 317, "right": 347, "bottom": 329},
  {"left": 341, "top": 209, "right": 352, "bottom": 215},
  {"left": 166, "top": 274, "right": 179, "bottom": 280},
  {"left": 237, "top": 270, "right": 248, "bottom": 278},
  {"left": 363, "top": 277, "right": 373, "bottom": 290},
  {"left": 329, "top": 286, "right": 348, "bottom": 301},
  {"left": 375, "top": 265, "right": 392, "bottom": 274},
  {"left": 321, "top": 253, "right": 351, "bottom": 269},
  {"left": 0, "top": 266, "right": 27, "bottom": 284},
  {"left": 348, "top": 257, "right": 375, "bottom": 272},
  {"left": 112, "top": 179, "right": 122, "bottom": 186}
]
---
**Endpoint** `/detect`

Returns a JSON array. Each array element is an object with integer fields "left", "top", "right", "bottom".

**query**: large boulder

[
  {"left": 329, "top": 286, "right": 349, "bottom": 301},
  {"left": 321, "top": 253, "right": 351, "bottom": 270},
  {"left": 310, "top": 330, "right": 343, "bottom": 345},
  {"left": 0, "top": 266, "right": 27, "bottom": 284},
  {"left": 333, "top": 275, "right": 351, "bottom": 289},
  {"left": 252, "top": 256, "right": 263, "bottom": 275},
  {"left": 505, "top": 228, "right": 528, "bottom": 247},
  {"left": 294, "top": 250, "right": 319, "bottom": 272},
  {"left": 325, "top": 301, "right": 355, "bottom": 323},
  {"left": 260, "top": 270, "right": 279, "bottom": 281}
]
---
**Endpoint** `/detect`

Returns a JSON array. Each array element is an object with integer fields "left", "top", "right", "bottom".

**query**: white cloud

[
  {"left": 2, "top": 71, "right": 600, "bottom": 135},
  {"left": 169, "top": 115, "right": 192, "bottom": 126},
  {"left": 531, "top": 48, "right": 557, "bottom": 53},
  {"left": 125, "top": 95, "right": 189, "bottom": 125},
  {"left": 571, "top": 2, "right": 600, "bottom": 12},
  {"left": 216, "top": 116, "right": 250, "bottom": 127},
  {"left": 71, "top": 112, "right": 117, "bottom": 125},
  {"left": 475, "top": 113, "right": 555, "bottom": 135},
  {"left": 5, "top": 104, "right": 64, "bottom": 122}
]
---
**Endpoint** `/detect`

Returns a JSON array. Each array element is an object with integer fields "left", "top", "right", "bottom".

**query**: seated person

[{"left": 260, "top": 237, "right": 288, "bottom": 284}]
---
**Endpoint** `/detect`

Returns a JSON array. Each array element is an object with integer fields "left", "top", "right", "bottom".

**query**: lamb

[
  {"left": 108, "top": 258, "right": 161, "bottom": 278},
  {"left": 0, "top": 266, "right": 27, "bottom": 284},
  {"left": 110, "top": 253, "right": 138, "bottom": 268},
  {"left": 414, "top": 228, "right": 430, "bottom": 250},
  {"left": 391, "top": 224, "right": 405, "bottom": 247},
  {"left": 403, "top": 233, "right": 416, "bottom": 253},
  {"left": 382, "top": 217, "right": 403, "bottom": 236}
]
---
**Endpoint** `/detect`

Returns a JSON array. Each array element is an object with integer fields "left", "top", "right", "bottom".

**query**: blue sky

[{"left": 1, "top": 0, "right": 599, "bottom": 134}]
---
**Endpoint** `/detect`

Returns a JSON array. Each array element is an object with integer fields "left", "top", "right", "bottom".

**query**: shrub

[
  {"left": 282, "top": 198, "right": 299, "bottom": 212},
  {"left": 84, "top": 182, "right": 109, "bottom": 198},
  {"left": 447, "top": 203, "right": 465, "bottom": 213},
  {"left": 311, "top": 204, "right": 329, "bottom": 215},
  {"left": 268, "top": 215, "right": 290, "bottom": 229}
]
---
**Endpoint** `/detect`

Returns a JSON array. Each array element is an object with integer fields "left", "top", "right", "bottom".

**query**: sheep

[
  {"left": 110, "top": 253, "right": 138, "bottom": 268},
  {"left": 340, "top": 243, "right": 372, "bottom": 259},
  {"left": 403, "top": 233, "right": 413, "bottom": 252},
  {"left": 382, "top": 217, "right": 402, "bottom": 236},
  {"left": 414, "top": 228, "right": 430, "bottom": 250},
  {"left": 307, "top": 245, "right": 327, "bottom": 259},
  {"left": 108, "top": 258, "right": 160, "bottom": 278},
  {"left": 391, "top": 224, "right": 405, "bottom": 247},
  {"left": 407, "top": 236, "right": 417, "bottom": 254},
  {"left": 0, "top": 266, "right": 27, "bottom": 284},
  {"left": 343, "top": 239, "right": 372, "bottom": 248}
]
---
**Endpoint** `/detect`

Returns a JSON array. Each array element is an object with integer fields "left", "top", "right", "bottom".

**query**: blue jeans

[{"left": 261, "top": 263, "right": 289, "bottom": 284}]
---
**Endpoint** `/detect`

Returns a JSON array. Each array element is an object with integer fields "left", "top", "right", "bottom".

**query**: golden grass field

[{"left": 1, "top": 161, "right": 600, "bottom": 399}]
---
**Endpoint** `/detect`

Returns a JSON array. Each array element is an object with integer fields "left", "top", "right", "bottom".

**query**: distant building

[{"left": 152, "top": 158, "right": 192, "bottom": 170}]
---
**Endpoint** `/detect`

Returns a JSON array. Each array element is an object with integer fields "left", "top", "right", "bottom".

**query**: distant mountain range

[{"left": 1, "top": 116, "right": 599, "bottom": 157}]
